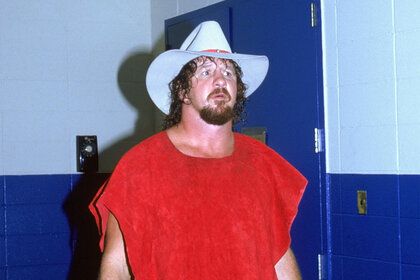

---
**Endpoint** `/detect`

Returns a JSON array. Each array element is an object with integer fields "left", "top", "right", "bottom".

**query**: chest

[{"left": 151, "top": 161, "right": 275, "bottom": 238}]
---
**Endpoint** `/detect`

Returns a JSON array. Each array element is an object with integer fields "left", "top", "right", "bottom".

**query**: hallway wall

[
  {"left": 322, "top": 1, "right": 420, "bottom": 278},
  {"left": 322, "top": 0, "right": 420, "bottom": 175},
  {"left": 0, "top": 1, "right": 222, "bottom": 278}
]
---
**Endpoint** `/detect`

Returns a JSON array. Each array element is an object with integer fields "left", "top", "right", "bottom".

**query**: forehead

[{"left": 196, "top": 56, "right": 234, "bottom": 68}]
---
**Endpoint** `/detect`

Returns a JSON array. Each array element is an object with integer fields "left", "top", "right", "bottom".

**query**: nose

[{"left": 213, "top": 69, "right": 227, "bottom": 87}]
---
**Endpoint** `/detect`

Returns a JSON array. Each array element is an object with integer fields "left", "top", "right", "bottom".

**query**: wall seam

[
  {"left": 334, "top": 0, "right": 342, "bottom": 174},
  {"left": 3, "top": 176, "right": 8, "bottom": 278},
  {"left": 396, "top": 175, "right": 402, "bottom": 279},
  {"left": 391, "top": 0, "right": 400, "bottom": 175},
  {"left": 64, "top": 1, "right": 72, "bottom": 175},
  {"left": 0, "top": 111, "right": 4, "bottom": 275},
  {"left": 1, "top": 112, "right": 3, "bottom": 176},
  {"left": 177, "top": 0, "right": 180, "bottom": 15},
  {"left": 391, "top": 1, "right": 402, "bottom": 278}
]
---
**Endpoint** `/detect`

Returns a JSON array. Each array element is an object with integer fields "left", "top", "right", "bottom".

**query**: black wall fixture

[{"left": 77, "top": 135, "right": 98, "bottom": 173}]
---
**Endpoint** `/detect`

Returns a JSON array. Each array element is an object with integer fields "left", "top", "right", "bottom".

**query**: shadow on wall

[
  {"left": 101, "top": 51, "right": 159, "bottom": 170},
  {"left": 64, "top": 50, "right": 160, "bottom": 279},
  {"left": 63, "top": 173, "right": 109, "bottom": 280}
]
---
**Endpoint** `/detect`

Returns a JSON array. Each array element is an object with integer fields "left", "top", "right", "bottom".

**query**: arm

[
  {"left": 98, "top": 212, "right": 132, "bottom": 280},
  {"left": 275, "top": 247, "right": 302, "bottom": 280}
]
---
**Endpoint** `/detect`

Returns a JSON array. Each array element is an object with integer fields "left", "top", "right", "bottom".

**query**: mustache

[{"left": 207, "top": 88, "right": 231, "bottom": 102}]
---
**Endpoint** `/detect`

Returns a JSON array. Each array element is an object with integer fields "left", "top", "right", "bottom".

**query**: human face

[{"left": 188, "top": 57, "right": 238, "bottom": 125}]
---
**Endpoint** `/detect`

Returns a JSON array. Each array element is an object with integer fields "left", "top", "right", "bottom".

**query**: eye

[
  {"left": 223, "top": 70, "right": 232, "bottom": 76},
  {"left": 223, "top": 69, "right": 236, "bottom": 79},
  {"left": 201, "top": 70, "right": 209, "bottom": 76}
]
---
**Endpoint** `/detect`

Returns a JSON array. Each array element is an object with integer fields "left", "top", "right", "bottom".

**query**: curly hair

[{"left": 162, "top": 56, "right": 248, "bottom": 130}]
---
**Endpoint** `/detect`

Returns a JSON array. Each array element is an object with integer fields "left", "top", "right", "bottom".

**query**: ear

[
  {"left": 180, "top": 91, "right": 192, "bottom": 105},
  {"left": 178, "top": 90, "right": 186, "bottom": 101}
]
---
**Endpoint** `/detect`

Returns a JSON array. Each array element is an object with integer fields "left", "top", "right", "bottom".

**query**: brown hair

[{"left": 162, "top": 56, "right": 248, "bottom": 130}]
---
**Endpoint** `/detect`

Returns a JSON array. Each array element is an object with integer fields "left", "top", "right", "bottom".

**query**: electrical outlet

[
  {"left": 357, "top": 190, "right": 367, "bottom": 215},
  {"left": 77, "top": 135, "right": 98, "bottom": 173}
]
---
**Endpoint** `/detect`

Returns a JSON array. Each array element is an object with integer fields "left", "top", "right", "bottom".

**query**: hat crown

[{"left": 180, "top": 21, "right": 232, "bottom": 53}]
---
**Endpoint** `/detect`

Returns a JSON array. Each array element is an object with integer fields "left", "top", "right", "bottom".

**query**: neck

[{"left": 166, "top": 115, "right": 235, "bottom": 158}]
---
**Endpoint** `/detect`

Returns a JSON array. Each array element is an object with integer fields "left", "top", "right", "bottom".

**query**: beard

[
  {"left": 199, "top": 88, "right": 234, "bottom": 125},
  {"left": 199, "top": 105, "right": 235, "bottom": 125}
]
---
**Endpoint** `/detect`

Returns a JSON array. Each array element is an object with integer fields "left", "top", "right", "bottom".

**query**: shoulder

[
  {"left": 234, "top": 133, "right": 306, "bottom": 182},
  {"left": 234, "top": 132, "right": 282, "bottom": 161},
  {"left": 103, "top": 131, "right": 171, "bottom": 193},
  {"left": 117, "top": 131, "right": 170, "bottom": 166}
]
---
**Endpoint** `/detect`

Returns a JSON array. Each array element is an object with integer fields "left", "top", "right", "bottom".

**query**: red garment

[{"left": 90, "top": 131, "right": 307, "bottom": 279}]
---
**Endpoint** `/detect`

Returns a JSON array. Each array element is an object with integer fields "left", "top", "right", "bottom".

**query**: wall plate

[
  {"left": 76, "top": 135, "right": 98, "bottom": 173},
  {"left": 357, "top": 190, "right": 367, "bottom": 215},
  {"left": 241, "top": 127, "right": 267, "bottom": 144}
]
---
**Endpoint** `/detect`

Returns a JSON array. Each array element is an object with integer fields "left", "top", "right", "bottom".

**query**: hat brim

[{"left": 146, "top": 49, "right": 269, "bottom": 115}]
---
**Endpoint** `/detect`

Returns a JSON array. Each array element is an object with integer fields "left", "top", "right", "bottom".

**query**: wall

[
  {"left": 0, "top": 0, "right": 155, "bottom": 175},
  {"left": 0, "top": 1, "right": 154, "bottom": 278},
  {"left": 0, "top": 0, "right": 222, "bottom": 279},
  {"left": 322, "top": 0, "right": 420, "bottom": 175},
  {"left": 0, "top": 0, "right": 226, "bottom": 279},
  {"left": 7, "top": 0, "right": 417, "bottom": 278},
  {"left": 322, "top": 0, "right": 420, "bottom": 278}
]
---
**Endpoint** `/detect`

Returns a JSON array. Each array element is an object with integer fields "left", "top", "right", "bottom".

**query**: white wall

[
  {"left": 0, "top": 0, "right": 153, "bottom": 175},
  {"left": 0, "top": 0, "right": 225, "bottom": 176},
  {"left": 5, "top": 0, "right": 417, "bottom": 176},
  {"left": 322, "top": 0, "right": 420, "bottom": 174}
]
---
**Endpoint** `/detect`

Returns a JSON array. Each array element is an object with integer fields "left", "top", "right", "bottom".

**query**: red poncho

[{"left": 90, "top": 132, "right": 307, "bottom": 279}]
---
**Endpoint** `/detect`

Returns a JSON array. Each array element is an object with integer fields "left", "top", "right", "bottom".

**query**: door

[{"left": 165, "top": 0, "right": 326, "bottom": 278}]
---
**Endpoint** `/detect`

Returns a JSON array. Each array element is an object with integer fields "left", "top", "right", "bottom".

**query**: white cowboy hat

[{"left": 146, "top": 20, "right": 269, "bottom": 115}]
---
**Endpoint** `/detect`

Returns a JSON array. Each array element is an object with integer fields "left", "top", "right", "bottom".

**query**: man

[{"left": 90, "top": 21, "right": 307, "bottom": 279}]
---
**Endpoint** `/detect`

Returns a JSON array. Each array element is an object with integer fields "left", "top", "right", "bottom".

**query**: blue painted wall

[
  {"left": 0, "top": 174, "right": 109, "bottom": 279},
  {"left": 5, "top": 176, "right": 419, "bottom": 279},
  {"left": 328, "top": 174, "right": 420, "bottom": 279},
  {"left": 321, "top": 1, "right": 420, "bottom": 278}
]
